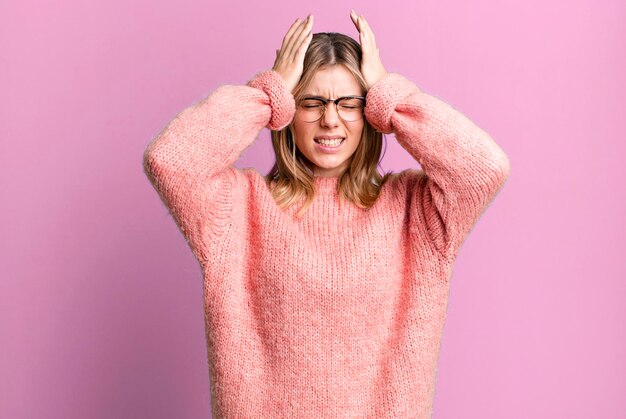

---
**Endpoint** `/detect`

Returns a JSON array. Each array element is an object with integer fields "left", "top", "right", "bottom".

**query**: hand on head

[
  {"left": 349, "top": 10, "right": 388, "bottom": 89},
  {"left": 272, "top": 15, "right": 314, "bottom": 93},
  {"left": 272, "top": 12, "right": 388, "bottom": 93}
]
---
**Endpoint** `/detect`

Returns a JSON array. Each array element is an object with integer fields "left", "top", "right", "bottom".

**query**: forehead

[{"left": 303, "top": 65, "right": 362, "bottom": 96}]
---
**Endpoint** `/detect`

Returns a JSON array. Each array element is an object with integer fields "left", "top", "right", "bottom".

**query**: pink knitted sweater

[{"left": 143, "top": 69, "right": 510, "bottom": 418}]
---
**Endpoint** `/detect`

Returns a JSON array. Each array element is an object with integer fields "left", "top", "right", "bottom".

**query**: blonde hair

[{"left": 264, "top": 32, "right": 397, "bottom": 218}]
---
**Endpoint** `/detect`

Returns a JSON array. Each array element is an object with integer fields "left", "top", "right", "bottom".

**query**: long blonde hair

[{"left": 264, "top": 32, "right": 396, "bottom": 218}]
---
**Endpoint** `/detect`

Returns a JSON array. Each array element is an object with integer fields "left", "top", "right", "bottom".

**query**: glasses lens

[
  {"left": 298, "top": 99, "right": 325, "bottom": 122},
  {"left": 337, "top": 98, "right": 364, "bottom": 122},
  {"left": 297, "top": 98, "right": 365, "bottom": 122}
]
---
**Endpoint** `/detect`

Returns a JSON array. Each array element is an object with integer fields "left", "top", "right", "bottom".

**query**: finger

[
  {"left": 358, "top": 15, "right": 377, "bottom": 47},
  {"left": 295, "top": 31, "right": 313, "bottom": 60},
  {"left": 281, "top": 19, "right": 307, "bottom": 60},
  {"left": 293, "top": 15, "right": 313, "bottom": 52},
  {"left": 356, "top": 16, "right": 367, "bottom": 49},
  {"left": 280, "top": 18, "right": 302, "bottom": 52},
  {"left": 356, "top": 19, "right": 375, "bottom": 59},
  {"left": 283, "top": 16, "right": 309, "bottom": 58},
  {"left": 350, "top": 10, "right": 360, "bottom": 30},
  {"left": 285, "top": 15, "right": 313, "bottom": 60}
]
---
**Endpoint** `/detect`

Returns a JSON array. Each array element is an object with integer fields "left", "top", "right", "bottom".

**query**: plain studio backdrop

[{"left": 1, "top": 0, "right": 624, "bottom": 418}]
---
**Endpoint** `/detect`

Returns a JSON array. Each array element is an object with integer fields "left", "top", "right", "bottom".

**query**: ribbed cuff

[
  {"left": 246, "top": 69, "right": 296, "bottom": 130},
  {"left": 364, "top": 73, "right": 421, "bottom": 134}
]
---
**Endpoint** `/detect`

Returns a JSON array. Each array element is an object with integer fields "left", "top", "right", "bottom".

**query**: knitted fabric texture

[{"left": 143, "top": 69, "right": 510, "bottom": 418}]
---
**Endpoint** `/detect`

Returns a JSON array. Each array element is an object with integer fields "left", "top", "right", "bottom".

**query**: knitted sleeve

[
  {"left": 364, "top": 73, "right": 511, "bottom": 261},
  {"left": 143, "top": 69, "right": 295, "bottom": 263}
]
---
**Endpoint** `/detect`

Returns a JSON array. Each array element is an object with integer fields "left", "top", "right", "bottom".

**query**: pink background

[{"left": 2, "top": 0, "right": 624, "bottom": 418}]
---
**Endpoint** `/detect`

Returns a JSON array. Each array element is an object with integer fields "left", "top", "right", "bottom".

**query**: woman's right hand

[{"left": 272, "top": 15, "right": 314, "bottom": 93}]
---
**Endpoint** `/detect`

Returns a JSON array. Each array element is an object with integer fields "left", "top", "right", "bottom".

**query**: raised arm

[
  {"left": 142, "top": 70, "right": 295, "bottom": 263},
  {"left": 143, "top": 16, "right": 313, "bottom": 264},
  {"left": 365, "top": 73, "right": 511, "bottom": 260},
  {"left": 348, "top": 11, "right": 510, "bottom": 261}
]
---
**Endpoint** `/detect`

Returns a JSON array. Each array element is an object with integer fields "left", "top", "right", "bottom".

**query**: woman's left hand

[{"left": 350, "top": 10, "right": 388, "bottom": 89}]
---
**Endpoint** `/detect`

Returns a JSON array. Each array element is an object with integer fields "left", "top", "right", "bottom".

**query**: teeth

[{"left": 316, "top": 138, "right": 344, "bottom": 146}]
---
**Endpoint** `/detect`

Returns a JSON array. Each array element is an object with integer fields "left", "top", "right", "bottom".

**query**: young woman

[{"left": 143, "top": 10, "right": 510, "bottom": 418}]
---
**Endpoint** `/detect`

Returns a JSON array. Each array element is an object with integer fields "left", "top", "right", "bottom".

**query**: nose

[{"left": 320, "top": 102, "right": 340, "bottom": 127}]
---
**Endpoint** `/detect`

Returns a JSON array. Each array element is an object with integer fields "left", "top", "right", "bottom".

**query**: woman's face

[{"left": 292, "top": 65, "right": 365, "bottom": 178}]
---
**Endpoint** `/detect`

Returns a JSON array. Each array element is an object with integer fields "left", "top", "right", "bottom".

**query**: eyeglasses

[{"left": 296, "top": 96, "right": 366, "bottom": 123}]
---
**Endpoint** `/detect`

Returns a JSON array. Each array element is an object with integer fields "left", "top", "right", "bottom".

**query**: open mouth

[{"left": 314, "top": 138, "right": 345, "bottom": 148}]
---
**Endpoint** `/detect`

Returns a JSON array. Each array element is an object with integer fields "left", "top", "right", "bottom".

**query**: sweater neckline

[{"left": 313, "top": 175, "right": 340, "bottom": 192}]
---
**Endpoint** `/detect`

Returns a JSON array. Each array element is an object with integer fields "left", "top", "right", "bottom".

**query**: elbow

[
  {"left": 484, "top": 133, "right": 511, "bottom": 185},
  {"left": 142, "top": 138, "right": 162, "bottom": 182},
  {"left": 479, "top": 141, "right": 511, "bottom": 193},
  {"left": 497, "top": 148, "right": 511, "bottom": 185}
]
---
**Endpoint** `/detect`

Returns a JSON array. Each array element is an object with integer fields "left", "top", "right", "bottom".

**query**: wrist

[
  {"left": 247, "top": 70, "right": 296, "bottom": 130},
  {"left": 364, "top": 73, "right": 420, "bottom": 133}
]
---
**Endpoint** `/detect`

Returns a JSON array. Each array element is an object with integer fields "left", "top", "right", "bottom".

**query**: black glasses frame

[{"left": 296, "top": 95, "right": 367, "bottom": 122}]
